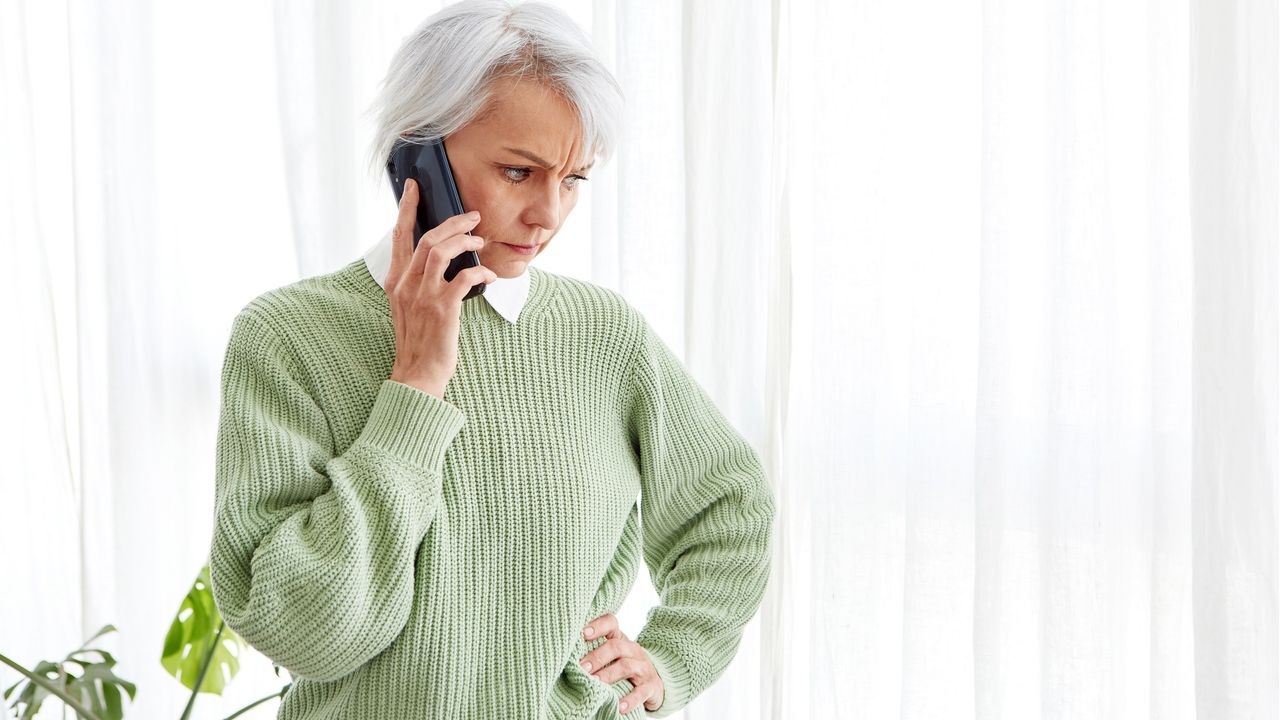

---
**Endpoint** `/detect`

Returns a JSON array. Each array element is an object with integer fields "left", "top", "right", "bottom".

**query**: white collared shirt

[{"left": 361, "top": 230, "right": 530, "bottom": 324}]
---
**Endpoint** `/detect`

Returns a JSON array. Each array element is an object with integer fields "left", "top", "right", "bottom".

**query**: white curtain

[{"left": 2, "top": 0, "right": 1276, "bottom": 718}]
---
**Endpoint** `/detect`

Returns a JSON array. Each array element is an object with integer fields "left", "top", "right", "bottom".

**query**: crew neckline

[{"left": 335, "top": 257, "right": 556, "bottom": 325}]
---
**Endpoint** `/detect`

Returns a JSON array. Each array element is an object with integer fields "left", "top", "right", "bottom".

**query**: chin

[
  {"left": 479, "top": 245, "right": 541, "bottom": 277},
  {"left": 496, "top": 261, "right": 532, "bottom": 279}
]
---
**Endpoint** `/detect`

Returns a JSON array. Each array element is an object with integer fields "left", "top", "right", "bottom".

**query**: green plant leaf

[
  {"left": 71, "top": 648, "right": 118, "bottom": 666},
  {"left": 3, "top": 630, "right": 132, "bottom": 720},
  {"left": 7, "top": 659, "right": 64, "bottom": 719},
  {"left": 160, "top": 565, "right": 246, "bottom": 695},
  {"left": 82, "top": 625, "right": 118, "bottom": 647},
  {"left": 65, "top": 661, "right": 136, "bottom": 720}
]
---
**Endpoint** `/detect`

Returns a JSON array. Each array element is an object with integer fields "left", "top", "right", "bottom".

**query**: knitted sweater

[{"left": 207, "top": 257, "right": 775, "bottom": 719}]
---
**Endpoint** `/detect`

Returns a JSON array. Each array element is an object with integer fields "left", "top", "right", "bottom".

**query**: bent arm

[
  {"left": 626, "top": 317, "right": 776, "bottom": 717},
  {"left": 208, "top": 310, "right": 465, "bottom": 682}
]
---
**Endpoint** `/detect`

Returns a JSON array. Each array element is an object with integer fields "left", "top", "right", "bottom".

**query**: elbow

[
  {"left": 225, "top": 589, "right": 409, "bottom": 683},
  {"left": 207, "top": 550, "right": 412, "bottom": 683}
]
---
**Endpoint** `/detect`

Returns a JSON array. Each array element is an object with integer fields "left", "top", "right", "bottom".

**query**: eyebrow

[{"left": 502, "top": 146, "right": 593, "bottom": 174}]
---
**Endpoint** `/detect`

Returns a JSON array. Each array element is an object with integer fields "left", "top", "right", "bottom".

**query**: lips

[{"left": 501, "top": 242, "right": 540, "bottom": 255}]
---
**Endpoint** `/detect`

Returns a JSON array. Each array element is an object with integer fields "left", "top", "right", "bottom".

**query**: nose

[{"left": 522, "top": 177, "right": 561, "bottom": 232}]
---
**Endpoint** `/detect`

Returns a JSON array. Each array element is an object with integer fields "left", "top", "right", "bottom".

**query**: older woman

[{"left": 207, "top": 1, "right": 774, "bottom": 718}]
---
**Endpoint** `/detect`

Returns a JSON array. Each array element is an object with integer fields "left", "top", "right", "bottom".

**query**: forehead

[{"left": 475, "top": 77, "right": 585, "bottom": 165}]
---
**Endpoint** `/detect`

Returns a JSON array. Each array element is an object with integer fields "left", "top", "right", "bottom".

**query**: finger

[
  {"left": 419, "top": 234, "right": 486, "bottom": 292},
  {"left": 583, "top": 612, "right": 619, "bottom": 641},
  {"left": 410, "top": 212, "right": 482, "bottom": 280},
  {"left": 593, "top": 656, "right": 645, "bottom": 686},
  {"left": 578, "top": 639, "right": 611, "bottom": 673},
  {"left": 580, "top": 637, "right": 629, "bottom": 678},
  {"left": 446, "top": 265, "right": 498, "bottom": 303},
  {"left": 389, "top": 178, "right": 418, "bottom": 284},
  {"left": 618, "top": 682, "right": 659, "bottom": 716},
  {"left": 644, "top": 682, "right": 665, "bottom": 712}
]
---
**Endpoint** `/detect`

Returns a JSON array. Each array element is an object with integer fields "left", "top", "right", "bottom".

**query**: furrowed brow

[{"left": 503, "top": 146, "right": 593, "bottom": 173}]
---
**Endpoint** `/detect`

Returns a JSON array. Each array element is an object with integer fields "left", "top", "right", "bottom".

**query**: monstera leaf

[
  {"left": 160, "top": 565, "right": 246, "bottom": 696},
  {"left": 2, "top": 624, "right": 136, "bottom": 720}
]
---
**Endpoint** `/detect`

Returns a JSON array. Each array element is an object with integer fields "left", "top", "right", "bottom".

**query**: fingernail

[
  {"left": 584, "top": 626, "right": 594, "bottom": 637},
  {"left": 580, "top": 660, "right": 591, "bottom": 671},
  {"left": 619, "top": 701, "right": 628, "bottom": 711}
]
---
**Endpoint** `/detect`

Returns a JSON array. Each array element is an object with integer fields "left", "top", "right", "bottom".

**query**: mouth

[{"left": 501, "top": 243, "right": 540, "bottom": 255}]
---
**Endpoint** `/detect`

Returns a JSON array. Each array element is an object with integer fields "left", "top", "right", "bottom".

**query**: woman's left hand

[{"left": 579, "top": 612, "right": 665, "bottom": 715}]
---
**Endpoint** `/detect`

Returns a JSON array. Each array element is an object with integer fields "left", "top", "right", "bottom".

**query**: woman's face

[{"left": 443, "top": 76, "right": 592, "bottom": 278}]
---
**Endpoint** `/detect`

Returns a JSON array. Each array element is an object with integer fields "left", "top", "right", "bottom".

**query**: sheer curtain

[{"left": 2, "top": 0, "right": 1276, "bottom": 719}]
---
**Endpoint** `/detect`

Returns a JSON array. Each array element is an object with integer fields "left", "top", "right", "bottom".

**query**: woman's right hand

[{"left": 386, "top": 178, "right": 498, "bottom": 399}]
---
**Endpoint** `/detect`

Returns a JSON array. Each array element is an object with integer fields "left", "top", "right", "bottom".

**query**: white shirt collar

[{"left": 361, "top": 229, "right": 530, "bottom": 324}]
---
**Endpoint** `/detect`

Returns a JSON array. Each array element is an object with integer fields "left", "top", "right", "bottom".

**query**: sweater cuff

[
  {"left": 639, "top": 641, "right": 693, "bottom": 718},
  {"left": 354, "top": 379, "right": 466, "bottom": 473}
]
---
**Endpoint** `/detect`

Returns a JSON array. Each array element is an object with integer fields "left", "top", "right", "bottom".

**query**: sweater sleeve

[
  {"left": 207, "top": 309, "right": 466, "bottom": 683},
  {"left": 626, "top": 317, "right": 775, "bottom": 718}
]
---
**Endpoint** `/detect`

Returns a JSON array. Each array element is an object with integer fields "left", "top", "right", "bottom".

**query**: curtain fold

[
  {"left": 1189, "top": 0, "right": 1279, "bottom": 715},
  {"left": 1, "top": 0, "right": 1276, "bottom": 717}
]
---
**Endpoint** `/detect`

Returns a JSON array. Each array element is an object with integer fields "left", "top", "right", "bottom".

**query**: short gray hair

[{"left": 363, "top": 0, "right": 624, "bottom": 183}]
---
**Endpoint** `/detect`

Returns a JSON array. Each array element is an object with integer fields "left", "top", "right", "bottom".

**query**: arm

[
  {"left": 626, "top": 317, "right": 776, "bottom": 717},
  {"left": 207, "top": 309, "right": 465, "bottom": 682}
]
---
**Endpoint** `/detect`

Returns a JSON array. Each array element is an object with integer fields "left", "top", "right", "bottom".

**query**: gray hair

[{"left": 363, "top": 0, "right": 624, "bottom": 184}]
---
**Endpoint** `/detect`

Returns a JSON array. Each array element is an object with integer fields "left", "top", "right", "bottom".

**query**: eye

[
  {"left": 501, "top": 167, "right": 530, "bottom": 183},
  {"left": 501, "top": 167, "right": 590, "bottom": 189}
]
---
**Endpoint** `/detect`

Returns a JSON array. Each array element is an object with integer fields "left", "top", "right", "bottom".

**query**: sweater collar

[{"left": 361, "top": 229, "right": 531, "bottom": 324}]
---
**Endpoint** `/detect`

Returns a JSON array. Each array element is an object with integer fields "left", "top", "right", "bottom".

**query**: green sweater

[{"left": 207, "top": 257, "right": 775, "bottom": 719}]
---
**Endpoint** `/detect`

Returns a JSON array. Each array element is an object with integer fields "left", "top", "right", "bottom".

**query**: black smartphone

[{"left": 386, "top": 137, "right": 486, "bottom": 301}]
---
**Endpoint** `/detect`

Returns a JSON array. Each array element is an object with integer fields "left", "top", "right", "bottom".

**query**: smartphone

[{"left": 386, "top": 137, "right": 486, "bottom": 301}]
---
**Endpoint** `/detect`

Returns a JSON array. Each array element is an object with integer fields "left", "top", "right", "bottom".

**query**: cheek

[{"left": 457, "top": 178, "right": 500, "bottom": 219}]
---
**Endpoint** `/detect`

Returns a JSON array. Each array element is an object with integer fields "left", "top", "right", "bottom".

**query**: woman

[{"left": 207, "top": 1, "right": 774, "bottom": 718}]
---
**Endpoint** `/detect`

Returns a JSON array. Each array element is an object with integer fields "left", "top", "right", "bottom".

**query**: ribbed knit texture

[{"left": 207, "top": 258, "right": 775, "bottom": 719}]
